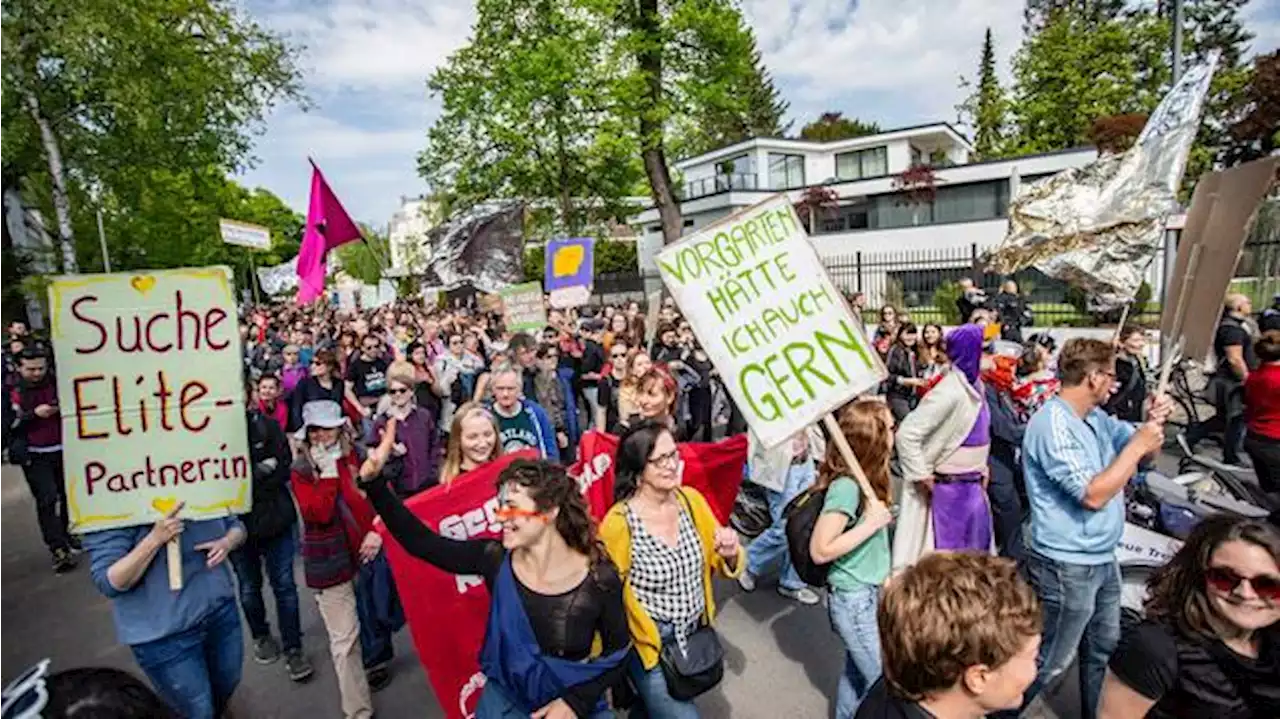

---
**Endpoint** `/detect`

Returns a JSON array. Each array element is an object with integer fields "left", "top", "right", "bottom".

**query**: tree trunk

[
  {"left": 24, "top": 89, "right": 78, "bottom": 274},
  {"left": 635, "top": 0, "right": 683, "bottom": 245}
]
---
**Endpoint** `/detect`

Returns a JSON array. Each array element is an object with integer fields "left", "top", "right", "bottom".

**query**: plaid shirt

[{"left": 625, "top": 503, "right": 706, "bottom": 651}]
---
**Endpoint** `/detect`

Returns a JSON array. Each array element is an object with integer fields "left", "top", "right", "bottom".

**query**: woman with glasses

[
  {"left": 372, "top": 361, "right": 440, "bottom": 497},
  {"left": 597, "top": 341, "right": 631, "bottom": 433},
  {"left": 600, "top": 420, "right": 744, "bottom": 717},
  {"left": 361, "top": 458, "right": 631, "bottom": 718},
  {"left": 1099, "top": 515, "right": 1280, "bottom": 719},
  {"left": 288, "top": 349, "right": 357, "bottom": 435}
]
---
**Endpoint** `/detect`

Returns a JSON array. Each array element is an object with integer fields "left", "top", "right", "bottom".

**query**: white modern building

[
  {"left": 387, "top": 195, "right": 442, "bottom": 274},
  {"left": 629, "top": 123, "right": 1102, "bottom": 303}
]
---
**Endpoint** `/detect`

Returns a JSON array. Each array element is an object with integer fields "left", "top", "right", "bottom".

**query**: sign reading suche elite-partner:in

[{"left": 656, "top": 195, "right": 885, "bottom": 449}]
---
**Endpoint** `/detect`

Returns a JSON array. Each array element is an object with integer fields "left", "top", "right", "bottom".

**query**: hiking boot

[
  {"left": 778, "top": 585, "right": 821, "bottom": 606},
  {"left": 366, "top": 666, "right": 392, "bottom": 692},
  {"left": 68, "top": 536, "right": 83, "bottom": 555},
  {"left": 252, "top": 635, "right": 282, "bottom": 665},
  {"left": 285, "top": 650, "right": 314, "bottom": 682},
  {"left": 52, "top": 548, "right": 78, "bottom": 574},
  {"left": 737, "top": 571, "right": 757, "bottom": 593}
]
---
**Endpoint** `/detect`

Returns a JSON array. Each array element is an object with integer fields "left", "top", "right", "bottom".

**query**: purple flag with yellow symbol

[{"left": 545, "top": 237, "right": 594, "bottom": 291}]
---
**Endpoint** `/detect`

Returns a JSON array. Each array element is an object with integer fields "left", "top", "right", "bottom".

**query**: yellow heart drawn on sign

[
  {"left": 552, "top": 245, "right": 584, "bottom": 278},
  {"left": 152, "top": 497, "right": 180, "bottom": 515},
  {"left": 131, "top": 275, "right": 157, "bottom": 295}
]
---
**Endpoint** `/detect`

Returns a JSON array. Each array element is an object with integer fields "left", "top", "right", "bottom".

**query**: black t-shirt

[
  {"left": 597, "top": 375, "right": 622, "bottom": 434},
  {"left": 1109, "top": 619, "right": 1280, "bottom": 719},
  {"left": 346, "top": 355, "right": 391, "bottom": 400},
  {"left": 1214, "top": 317, "right": 1258, "bottom": 380},
  {"left": 854, "top": 678, "right": 936, "bottom": 719},
  {"left": 579, "top": 340, "right": 605, "bottom": 389}
]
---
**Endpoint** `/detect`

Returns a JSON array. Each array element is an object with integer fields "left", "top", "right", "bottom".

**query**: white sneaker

[
  {"left": 737, "top": 571, "right": 757, "bottom": 592},
  {"left": 778, "top": 586, "right": 820, "bottom": 605}
]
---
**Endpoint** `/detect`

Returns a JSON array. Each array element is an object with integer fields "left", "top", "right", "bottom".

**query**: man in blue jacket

[
  {"left": 488, "top": 363, "right": 559, "bottom": 461},
  {"left": 1018, "top": 338, "right": 1171, "bottom": 719}
]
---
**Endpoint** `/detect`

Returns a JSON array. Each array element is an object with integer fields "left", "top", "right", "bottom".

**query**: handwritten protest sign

[
  {"left": 498, "top": 281, "right": 547, "bottom": 332},
  {"left": 656, "top": 195, "right": 885, "bottom": 448},
  {"left": 48, "top": 267, "right": 251, "bottom": 533}
]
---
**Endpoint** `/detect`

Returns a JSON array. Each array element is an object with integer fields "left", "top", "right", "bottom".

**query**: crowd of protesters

[{"left": 3, "top": 283, "right": 1278, "bottom": 719}]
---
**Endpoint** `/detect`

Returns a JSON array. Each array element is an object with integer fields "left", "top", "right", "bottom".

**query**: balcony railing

[{"left": 680, "top": 172, "right": 758, "bottom": 200}]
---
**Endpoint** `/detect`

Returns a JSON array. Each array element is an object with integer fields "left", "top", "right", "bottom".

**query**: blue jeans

[
  {"left": 1020, "top": 550, "right": 1120, "bottom": 719},
  {"left": 745, "top": 471, "right": 814, "bottom": 591},
  {"left": 828, "top": 584, "right": 882, "bottom": 719},
  {"left": 627, "top": 622, "right": 700, "bottom": 718},
  {"left": 475, "top": 678, "right": 615, "bottom": 719},
  {"left": 230, "top": 529, "right": 302, "bottom": 651},
  {"left": 130, "top": 599, "right": 244, "bottom": 719}
]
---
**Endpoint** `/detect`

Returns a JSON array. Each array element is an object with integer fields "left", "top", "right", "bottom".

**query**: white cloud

[{"left": 742, "top": 0, "right": 1024, "bottom": 126}]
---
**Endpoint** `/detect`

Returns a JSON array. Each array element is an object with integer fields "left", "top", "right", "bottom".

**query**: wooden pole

[
  {"left": 167, "top": 540, "right": 183, "bottom": 591},
  {"left": 821, "top": 413, "right": 883, "bottom": 507},
  {"left": 1154, "top": 243, "right": 1202, "bottom": 397},
  {"left": 1112, "top": 301, "right": 1132, "bottom": 345}
]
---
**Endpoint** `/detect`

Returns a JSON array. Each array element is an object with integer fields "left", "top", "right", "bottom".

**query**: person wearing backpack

[
  {"left": 808, "top": 399, "right": 895, "bottom": 719},
  {"left": 738, "top": 426, "right": 825, "bottom": 605}
]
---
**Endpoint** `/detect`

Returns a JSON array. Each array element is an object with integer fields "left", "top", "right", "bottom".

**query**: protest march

[{"left": 3, "top": 5, "right": 1280, "bottom": 719}]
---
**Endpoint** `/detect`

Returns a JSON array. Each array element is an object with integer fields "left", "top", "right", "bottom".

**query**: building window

[
  {"left": 681, "top": 154, "right": 757, "bottom": 199},
  {"left": 932, "top": 180, "right": 1008, "bottom": 224},
  {"left": 910, "top": 146, "right": 923, "bottom": 167},
  {"left": 767, "top": 153, "right": 805, "bottom": 189},
  {"left": 835, "top": 146, "right": 888, "bottom": 180}
]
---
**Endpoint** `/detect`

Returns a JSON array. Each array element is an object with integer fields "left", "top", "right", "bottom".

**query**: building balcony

[{"left": 680, "top": 172, "right": 758, "bottom": 200}]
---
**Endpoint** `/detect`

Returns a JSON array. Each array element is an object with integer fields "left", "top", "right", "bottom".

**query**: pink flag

[{"left": 296, "top": 160, "right": 362, "bottom": 304}]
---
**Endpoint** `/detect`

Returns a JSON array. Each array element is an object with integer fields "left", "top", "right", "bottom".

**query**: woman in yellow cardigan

[{"left": 599, "top": 420, "right": 744, "bottom": 717}]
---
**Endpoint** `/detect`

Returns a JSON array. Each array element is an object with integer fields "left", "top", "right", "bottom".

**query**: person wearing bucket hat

[{"left": 291, "top": 401, "right": 397, "bottom": 719}]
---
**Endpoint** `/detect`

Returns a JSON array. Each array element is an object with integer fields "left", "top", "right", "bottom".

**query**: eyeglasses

[
  {"left": 1205, "top": 566, "right": 1280, "bottom": 601},
  {"left": 494, "top": 505, "right": 550, "bottom": 523},
  {"left": 611, "top": 352, "right": 627, "bottom": 359},
  {"left": 388, "top": 387, "right": 411, "bottom": 396},
  {"left": 649, "top": 449, "right": 680, "bottom": 469}
]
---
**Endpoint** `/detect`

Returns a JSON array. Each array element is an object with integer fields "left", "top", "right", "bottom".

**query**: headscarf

[{"left": 945, "top": 324, "right": 984, "bottom": 385}]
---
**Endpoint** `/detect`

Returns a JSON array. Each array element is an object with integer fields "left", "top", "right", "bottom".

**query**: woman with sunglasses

[
  {"left": 361, "top": 458, "right": 631, "bottom": 718},
  {"left": 599, "top": 420, "right": 743, "bottom": 717},
  {"left": 597, "top": 341, "right": 631, "bottom": 433},
  {"left": 1099, "top": 515, "right": 1280, "bottom": 719},
  {"left": 372, "top": 361, "right": 440, "bottom": 498}
]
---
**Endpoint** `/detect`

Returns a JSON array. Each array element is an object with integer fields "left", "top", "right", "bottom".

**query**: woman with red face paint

[{"left": 361, "top": 458, "right": 630, "bottom": 718}]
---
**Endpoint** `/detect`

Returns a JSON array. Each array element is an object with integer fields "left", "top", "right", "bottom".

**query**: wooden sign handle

[
  {"left": 167, "top": 539, "right": 183, "bottom": 591},
  {"left": 821, "top": 413, "right": 883, "bottom": 508}
]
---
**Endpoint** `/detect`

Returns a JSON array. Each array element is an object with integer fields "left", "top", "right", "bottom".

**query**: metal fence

[{"left": 587, "top": 242, "right": 1174, "bottom": 328}]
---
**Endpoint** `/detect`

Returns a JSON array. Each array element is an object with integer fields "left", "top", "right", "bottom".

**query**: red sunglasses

[
  {"left": 1205, "top": 566, "right": 1280, "bottom": 601},
  {"left": 494, "top": 506, "right": 549, "bottom": 523}
]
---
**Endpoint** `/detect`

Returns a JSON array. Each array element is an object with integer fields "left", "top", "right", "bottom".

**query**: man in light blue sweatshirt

[
  {"left": 1018, "top": 338, "right": 1171, "bottom": 719},
  {"left": 83, "top": 504, "right": 247, "bottom": 719}
]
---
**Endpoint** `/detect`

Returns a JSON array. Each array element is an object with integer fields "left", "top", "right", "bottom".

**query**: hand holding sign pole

[{"left": 655, "top": 194, "right": 887, "bottom": 501}]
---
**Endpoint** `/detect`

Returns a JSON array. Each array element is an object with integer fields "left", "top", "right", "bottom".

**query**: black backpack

[{"left": 784, "top": 488, "right": 838, "bottom": 587}]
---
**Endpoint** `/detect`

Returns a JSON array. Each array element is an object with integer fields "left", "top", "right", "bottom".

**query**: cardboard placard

[
  {"left": 498, "top": 281, "right": 547, "bottom": 332},
  {"left": 47, "top": 267, "right": 251, "bottom": 532},
  {"left": 545, "top": 237, "right": 594, "bottom": 309},
  {"left": 656, "top": 195, "right": 886, "bottom": 449},
  {"left": 1161, "top": 157, "right": 1278, "bottom": 361}
]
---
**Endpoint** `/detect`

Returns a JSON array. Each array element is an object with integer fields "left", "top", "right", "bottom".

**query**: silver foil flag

[
  {"left": 416, "top": 201, "right": 526, "bottom": 293},
  {"left": 985, "top": 52, "right": 1219, "bottom": 310}
]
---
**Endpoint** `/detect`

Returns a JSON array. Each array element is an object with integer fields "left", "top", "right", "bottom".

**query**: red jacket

[
  {"left": 292, "top": 450, "right": 377, "bottom": 587},
  {"left": 1245, "top": 362, "right": 1280, "bottom": 440}
]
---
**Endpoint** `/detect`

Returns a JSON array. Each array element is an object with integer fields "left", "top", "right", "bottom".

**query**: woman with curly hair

[
  {"left": 1099, "top": 515, "right": 1280, "bottom": 718},
  {"left": 362, "top": 458, "right": 630, "bottom": 718}
]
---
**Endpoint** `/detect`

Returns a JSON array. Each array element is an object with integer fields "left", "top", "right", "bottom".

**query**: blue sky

[{"left": 239, "top": 0, "right": 1280, "bottom": 228}]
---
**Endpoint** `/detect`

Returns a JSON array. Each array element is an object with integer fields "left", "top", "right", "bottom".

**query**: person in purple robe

[{"left": 928, "top": 324, "right": 994, "bottom": 552}]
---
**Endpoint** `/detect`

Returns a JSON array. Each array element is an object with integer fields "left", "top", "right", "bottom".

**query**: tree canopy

[{"left": 798, "top": 112, "right": 882, "bottom": 142}]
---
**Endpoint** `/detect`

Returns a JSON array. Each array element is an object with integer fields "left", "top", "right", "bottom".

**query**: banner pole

[
  {"left": 249, "top": 254, "right": 261, "bottom": 305},
  {"left": 167, "top": 539, "right": 183, "bottom": 591},
  {"left": 821, "top": 413, "right": 881, "bottom": 507}
]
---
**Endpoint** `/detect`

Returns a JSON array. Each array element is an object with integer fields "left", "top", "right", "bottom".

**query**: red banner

[{"left": 379, "top": 432, "right": 747, "bottom": 719}]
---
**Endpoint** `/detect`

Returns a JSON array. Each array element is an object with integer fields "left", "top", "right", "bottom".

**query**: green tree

[
  {"left": 605, "top": 0, "right": 776, "bottom": 244},
  {"left": 420, "top": 0, "right": 642, "bottom": 239},
  {"left": 957, "top": 29, "right": 1010, "bottom": 159},
  {"left": 797, "top": 112, "right": 881, "bottom": 142},
  {"left": 2, "top": 0, "right": 302, "bottom": 273},
  {"left": 676, "top": 32, "right": 790, "bottom": 155},
  {"left": 1006, "top": 11, "right": 1171, "bottom": 154},
  {"left": 334, "top": 226, "right": 389, "bottom": 286},
  {"left": 1023, "top": 0, "right": 1127, "bottom": 33}
]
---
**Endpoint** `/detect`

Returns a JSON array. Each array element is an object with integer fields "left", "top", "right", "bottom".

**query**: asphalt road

[{"left": 2, "top": 461, "right": 1082, "bottom": 718}]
